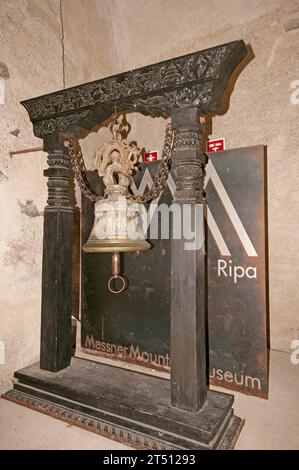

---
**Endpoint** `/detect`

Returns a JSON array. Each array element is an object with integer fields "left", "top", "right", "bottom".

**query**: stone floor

[{"left": 0, "top": 350, "right": 298, "bottom": 450}]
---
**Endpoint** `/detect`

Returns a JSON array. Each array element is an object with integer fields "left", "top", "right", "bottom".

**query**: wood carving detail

[
  {"left": 45, "top": 150, "right": 73, "bottom": 210},
  {"left": 173, "top": 128, "right": 207, "bottom": 204},
  {"left": 4, "top": 390, "right": 173, "bottom": 450},
  {"left": 21, "top": 40, "right": 247, "bottom": 138}
]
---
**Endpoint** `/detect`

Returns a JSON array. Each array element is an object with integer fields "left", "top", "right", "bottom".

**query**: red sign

[
  {"left": 207, "top": 139, "right": 225, "bottom": 153},
  {"left": 144, "top": 151, "right": 158, "bottom": 163}
]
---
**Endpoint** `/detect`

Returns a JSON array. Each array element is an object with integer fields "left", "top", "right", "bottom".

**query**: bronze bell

[
  {"left": 82, "top": 116, "right": 150, "bottom": 293},
  {"left": 82, "top": 193, "right": 151, "bottom": 254}
]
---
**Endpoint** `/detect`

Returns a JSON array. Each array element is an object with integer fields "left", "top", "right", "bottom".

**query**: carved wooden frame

[{"left": 20, "top": 40, "right": 247, "bottom": 416}]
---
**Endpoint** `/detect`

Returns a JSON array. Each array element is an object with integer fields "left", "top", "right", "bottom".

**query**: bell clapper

[{"left": 108, "top": 252, "right": 127, "bottom": 294}]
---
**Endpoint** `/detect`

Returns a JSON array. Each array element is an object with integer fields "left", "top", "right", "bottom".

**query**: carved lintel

[{"left": 21, "top": 40, "right": 247, "bottom": 138}]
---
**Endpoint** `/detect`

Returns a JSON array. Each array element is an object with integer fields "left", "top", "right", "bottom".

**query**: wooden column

[
  {"left": 170, "top": 107, "right": 208, "bottom": 412},
  {"left": 40, "top": 133, "right": 74, "bottom": 372}
]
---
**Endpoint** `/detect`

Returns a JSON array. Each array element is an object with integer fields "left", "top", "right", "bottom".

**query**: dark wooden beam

[
  {"left": 40, "top": 133, "right": 74, "bottom": 371},
  {"left": 3, "top": 358, "right": 244, "bottom": 450},
  {"left": 170, "top": 107, "right": 208, "bottom": 412},
  {"left": 21, "top": 40, "right": 247, "bottom": 138}
]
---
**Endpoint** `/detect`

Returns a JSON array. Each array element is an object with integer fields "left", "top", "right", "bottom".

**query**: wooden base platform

[{"left": 2, "top": 357, "right": 243, "bottom": 450}]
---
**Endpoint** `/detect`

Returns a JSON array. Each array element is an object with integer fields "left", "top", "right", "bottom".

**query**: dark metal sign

[
  {"left": 80, "top": 145, "right": 268, "bottom": 398},
  {"left": 206, "top": 146, "right": 268, "bottom": 398}
]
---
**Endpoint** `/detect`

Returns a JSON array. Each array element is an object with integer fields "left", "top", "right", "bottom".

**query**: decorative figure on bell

[{"left": 82, "top": 115, "right": 151, "bottom": 293}]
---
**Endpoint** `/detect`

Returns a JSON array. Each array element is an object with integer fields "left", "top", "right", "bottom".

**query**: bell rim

[{"left": 82, "top": 239, "right": 151, "bottom": 253}]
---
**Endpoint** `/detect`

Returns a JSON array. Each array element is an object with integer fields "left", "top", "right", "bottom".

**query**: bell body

[{"left": 83, "top": 192, "right": 151, "bottom": 253}]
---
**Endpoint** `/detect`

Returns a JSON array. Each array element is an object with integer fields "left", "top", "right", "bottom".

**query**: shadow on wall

[{"left": 203, "top": 44, "right": 254, "bottom": 146}]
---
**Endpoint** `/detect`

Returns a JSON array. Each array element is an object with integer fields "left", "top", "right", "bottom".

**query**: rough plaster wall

[
  {"left": 103, "top": 0, "right": 299, "bottom": 352},
  {"left": 0, "top": 0, "right": 117, "bottom": 389},
  {"left": 62, "top": 0, "right": 117, "bottom": 86}
]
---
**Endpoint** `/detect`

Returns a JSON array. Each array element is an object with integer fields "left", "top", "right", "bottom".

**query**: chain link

[
  {"left": 131, "top": 124, "right": 176, "bottom": 203},
  {"left": 67, "top": 123, "right": 176, "bottom": 203},
  {"left": 68, "top": 139, "right": 105, "bottom": 202}
]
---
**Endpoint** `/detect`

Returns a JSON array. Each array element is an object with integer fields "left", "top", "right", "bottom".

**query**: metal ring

[{"left": 108, "top": 275, "right": 127, "bottom": 294}]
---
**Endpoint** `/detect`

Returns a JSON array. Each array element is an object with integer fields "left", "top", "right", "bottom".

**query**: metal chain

[
  {"left": 68, "top": 139, "right": 104, "bottom": 202},
  {"left": 131, "top": 124, "right": 176, "bottom": 203},
  {"left": 67, "top": 123, "right": 176, "bottom": 203}
]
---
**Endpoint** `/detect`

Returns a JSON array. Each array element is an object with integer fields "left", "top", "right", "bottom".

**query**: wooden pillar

[
  {"left": 170, "top": 107, "right": 208, "bottom": 412},
  {"left": 40, "top": 133, "right": 74, "bottom": 372}
]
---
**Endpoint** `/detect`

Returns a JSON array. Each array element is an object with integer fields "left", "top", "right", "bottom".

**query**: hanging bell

[
  {"left": 82, "top": 193, "right": 151, "bottom": 254},
  {"left": 83, "top": 194, "right": 150, "bottom": 294},
  {"left": 82, "top": 115, "right": 150, "bottom": 293}
]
